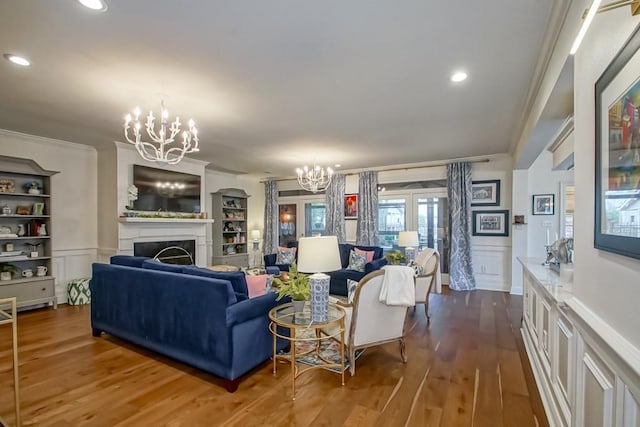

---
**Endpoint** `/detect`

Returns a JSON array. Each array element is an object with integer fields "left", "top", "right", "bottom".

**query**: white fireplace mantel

[{"left": 118, "top": 220, "right": 210, "bottom": 266}]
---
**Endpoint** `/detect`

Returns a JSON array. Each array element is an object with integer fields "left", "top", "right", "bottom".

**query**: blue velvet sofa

[
  {"left": 90, "top": 256, "right": 288, "bottom": 392},
  {"left": 264, "top": 243, "right": 388, "bottom": 296},
  {"left": 328, "top": 243, "right": 388, "bottom": 296}
]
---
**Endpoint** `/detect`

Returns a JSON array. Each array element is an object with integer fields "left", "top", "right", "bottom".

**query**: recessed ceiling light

[
  {"left": 77, "top": 0, "right": 108, "bottom": 11},
  {"left": 334, "top": 164, "right": 341, "bottom": 168},
  {"left": 3, "top": 54, "right": 30, "bottom": 66},
  {"left": 450, "top": 71, "right": 468, "bottom": 83}
]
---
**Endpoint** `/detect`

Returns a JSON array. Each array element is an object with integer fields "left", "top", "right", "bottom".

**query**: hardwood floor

[{"left": 0, "top": 289, "right": 547, "bottom": 427}]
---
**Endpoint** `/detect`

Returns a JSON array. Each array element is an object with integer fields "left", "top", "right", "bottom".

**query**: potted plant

[
  {"left": 385, "top": 250, "right": 407, "bottom": 265},
  {"left": 0, "top": 264, "right": 18, "bottom": 281},
  {"left": 24, "top": 181, "right": 42, "bottom": 195},
  {"left": 272, "top": 262, "right": 309, "bottom": 312}
]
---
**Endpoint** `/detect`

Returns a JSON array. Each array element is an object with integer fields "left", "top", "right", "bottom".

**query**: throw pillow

[
  {"left": 276, "top": 246, "right": 296, "bottom": 265},
  {"left": 347, "top": 279, "right": 359, "bottom": 303},
  {"left": 245, "top": 274, "right": 268, "bottom": 298},
  {"left": 408, "top": 260, "right": 423, "bottom": 276},
  {"left": 347, "top": 250, "right": 367, "bottom": 272},
  {"left": 354, "top": 247, "right": 375, "bottom": 263}
]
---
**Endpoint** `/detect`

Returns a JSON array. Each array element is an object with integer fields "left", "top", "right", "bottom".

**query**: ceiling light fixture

[
  {"left": 450, "top": 71, "right": 468, "bottom": 82},
  {"left": 296, "top": 163, "right": 334, "bottom": 193},
  {"left": 4, "top": 54, "right": 30, "bottom": 67},
  {"left": 123, "top": 101, "right": 199, "bottom": 166},
  {"left": 77, "top": 0, "right": 108, "bottom": 11},
  {"left": 570, "top": 0, "right": 640, "bottom": 55}
]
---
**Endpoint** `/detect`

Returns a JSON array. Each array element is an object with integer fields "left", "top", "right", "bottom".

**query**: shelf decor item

[
  {"left": 0, "top": 179, "right": 16, "bottom": 193},
  {"left": 595, "top": 25, "right": 640, "bottom": 259}
]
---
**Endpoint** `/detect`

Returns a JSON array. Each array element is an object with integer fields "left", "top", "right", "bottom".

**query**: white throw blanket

[{"left": 379, "top": 265, "right": 416, "bottom": 306}]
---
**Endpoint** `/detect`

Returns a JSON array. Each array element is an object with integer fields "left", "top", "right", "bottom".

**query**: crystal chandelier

[
  {"left": 296, "top": 163, "right": 334, "bottom": 193},
  {"left": 124, "top": 101, "right": 199, "bottom": 165}
]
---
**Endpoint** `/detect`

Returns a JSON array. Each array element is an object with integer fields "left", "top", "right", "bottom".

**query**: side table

[
  {"left": 0, "top": 297, "right": 20, "bottom": 427},
  {"left": 268, "top": 302, "right": 345, "bottom": 400}
]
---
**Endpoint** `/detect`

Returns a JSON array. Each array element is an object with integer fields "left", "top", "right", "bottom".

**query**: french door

[
  {"left": 278, "top": 196, "right": 327, "bottom": 246},
  {"left": 378, "top": 189, "right": 449, "bottom": 277}
]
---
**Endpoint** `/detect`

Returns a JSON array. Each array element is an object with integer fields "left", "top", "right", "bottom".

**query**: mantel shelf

[{"left": 118, "top": 217, "right": 215, "bottom": 224}]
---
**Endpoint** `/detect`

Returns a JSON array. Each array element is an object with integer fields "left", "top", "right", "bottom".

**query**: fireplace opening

[{"left": 134, "top": 240, "right": 196, "bottom": 265}]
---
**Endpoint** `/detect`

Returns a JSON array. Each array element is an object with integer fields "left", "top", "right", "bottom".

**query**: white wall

[
  {"left": 573, "top": 12, "right": 640, "bottom": 348},
  {"left": 526, "top": 150, "right": 573, "bottom": 258},
  {"left": 0, "top": 129, "right": 98, "bottom": 301}
]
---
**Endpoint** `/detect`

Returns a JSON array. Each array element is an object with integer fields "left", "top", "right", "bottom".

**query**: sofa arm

[
  {"left": 226, "top": 292, "right": 288, "bottom": 327},
  {"left": 365, "top": 257, "right": 388, "bottom": 274}
]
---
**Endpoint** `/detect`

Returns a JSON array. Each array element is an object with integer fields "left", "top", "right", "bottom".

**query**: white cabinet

[{"left": 520, "top": 258, "right": 640, "bottom": 427}]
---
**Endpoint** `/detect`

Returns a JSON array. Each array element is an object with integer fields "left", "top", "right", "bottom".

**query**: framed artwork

[
  {"left": 472, "top": 210, "right": 509, "bottom": 237},
  {"left": 471, "top": 180, "right": 500, "bottom": 206},
  {"left": 595, "top": 25, "right": 640, "bottom": 259},
  {"left": 344, "top": 194, "right": 358, "bottom": 219},
  {"left": 16, "top": 205, "right": 31, "bottom": 215},
  {"left": 532, "top": 194, "right": 554, "bottom": 215},
  {"left": 32, "top": 203, "right": 45, "bottom": 216}
]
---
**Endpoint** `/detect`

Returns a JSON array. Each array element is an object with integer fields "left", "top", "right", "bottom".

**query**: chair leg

[
  {"left": 399, "top": 338, "right": 407, "bottom": 363},
  {"left": 424, "top": 299, "right": 431, "bottom": 325},
  {"left": 349, "top": 347, "right": 356, "bottom": 376}
]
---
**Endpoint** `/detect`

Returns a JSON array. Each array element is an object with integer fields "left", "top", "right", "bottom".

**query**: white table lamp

[
  {"left": 297, "top": 236, "right": 341, "bottom": 322},
  {"left": 398, "top": 231, "right": 419, "bottom": 262}
]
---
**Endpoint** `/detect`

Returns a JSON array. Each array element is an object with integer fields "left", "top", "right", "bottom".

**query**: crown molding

[{"left": 0, "top": 128, "right": 97, "bottom": 152}]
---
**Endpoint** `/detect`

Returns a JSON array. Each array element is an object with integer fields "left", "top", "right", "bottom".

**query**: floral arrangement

[
  {"left": 384, "top": 250, "right": 406, "bottom": 265},
  {"left": 272, "top": 262, "right": 310, "bottom": 301}
]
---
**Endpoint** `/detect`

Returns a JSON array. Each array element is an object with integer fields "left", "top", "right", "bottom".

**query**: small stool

[{"left": 67, "top": 278, "right": 91, "bottom": 305}]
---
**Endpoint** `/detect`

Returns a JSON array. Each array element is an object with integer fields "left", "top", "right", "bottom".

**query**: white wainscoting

[
  {"left": 471, "top": 245, "right": 511, "bottom": 292},
  {"left": 520, "top": 258, "right": 640, "bottom": 427},
  {"left": 52, "top": 248, "right": 98, "bottom": 304}
]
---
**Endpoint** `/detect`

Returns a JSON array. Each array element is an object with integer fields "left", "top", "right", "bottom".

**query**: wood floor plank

[{"left": 0, "top": 289, "right": 549, "bottom": 427}]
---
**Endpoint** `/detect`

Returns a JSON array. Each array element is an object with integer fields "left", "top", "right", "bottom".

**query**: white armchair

[
  {"left": 327, "top": 270, "right": 408, "bottom": 376},
  {"left": 413, "top": 248, "right": 440, "bottom": 323}
]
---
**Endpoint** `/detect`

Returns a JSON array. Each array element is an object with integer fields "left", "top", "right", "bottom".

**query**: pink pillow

[
  {"left": 355, "top": 248, "right": 375, "bottom": 263},
  {"left": 245, "top": 274, "right": 267, "bottom": 298}
]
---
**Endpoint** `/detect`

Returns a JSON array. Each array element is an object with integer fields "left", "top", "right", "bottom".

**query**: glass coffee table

[{"left": 268, "top": 301, "right": 345, "bottom": 400}]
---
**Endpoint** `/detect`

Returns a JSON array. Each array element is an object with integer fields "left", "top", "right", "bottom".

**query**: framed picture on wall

[
  {"left": 472, "top": 210, "right": 509, "bottom": 237},
  {"left": 595, "top": 25, "right": 640, "bottom": 259},
  {"left": 471, "top": 180, "right": 500, "bottom": 206},
  {"left": 344, "top": 194, "right": 358, "bottom": 219},
  {"left": 532, "top": 194, "right": 554, "bottom": 215}
]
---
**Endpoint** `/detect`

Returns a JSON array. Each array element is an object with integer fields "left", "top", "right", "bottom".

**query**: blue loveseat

[
  {"left": 90, "top": 256, "right": 288, "bottom": 392},
  {"left": 264, "top": 243, "right": 388, "bottom": 296}
]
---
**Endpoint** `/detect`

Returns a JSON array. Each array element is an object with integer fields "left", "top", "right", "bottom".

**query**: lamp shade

[
  {"left": 250, "top": 229, "right": 261, "bottom": 240},
  {"left": 398, "top": 231, "right": 419, "bottom": 247},
  {"left": 297, "top": 236, "right": 341, "bottom": 273}
]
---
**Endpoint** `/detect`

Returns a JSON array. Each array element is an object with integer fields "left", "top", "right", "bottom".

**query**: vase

[
  {"left": 17, "top": 224, "right": 25, "bottom": 237},
  {"left": 292, "top": 300, "right": 305, "bottom": 313},
  {"left": 28, "top": 188, "right": 41, "bottom": 195}
]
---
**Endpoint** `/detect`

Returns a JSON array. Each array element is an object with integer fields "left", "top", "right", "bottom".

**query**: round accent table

[{"left": 268, "top": 301, "right": 345, "bottom": 400}]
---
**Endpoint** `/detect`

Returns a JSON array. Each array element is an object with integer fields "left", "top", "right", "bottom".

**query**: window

[{"left": 378, "top": 199, "right": 406, "bottom": 250}]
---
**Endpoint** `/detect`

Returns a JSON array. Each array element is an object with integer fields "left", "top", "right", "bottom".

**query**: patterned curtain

[
  {"left": 446, "top": 162, "right": 476, "bottom": 291},
  {"left": 263, "top": 180, "right": 279, "bottom": 254},
  {"left": 325, "top": 173, "right": 346, "bottom": 243},
  {"left": 356, "top": 171, "right": 379, "bottom": 246}
]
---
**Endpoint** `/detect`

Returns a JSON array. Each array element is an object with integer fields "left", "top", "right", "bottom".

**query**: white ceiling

[{"left": 0, "top": 0, "right": 556, "bottom": 176}]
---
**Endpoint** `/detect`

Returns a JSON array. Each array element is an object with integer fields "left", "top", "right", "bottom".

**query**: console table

[{"left": 0, "top": 297, "right": 20, "bottom": 427}]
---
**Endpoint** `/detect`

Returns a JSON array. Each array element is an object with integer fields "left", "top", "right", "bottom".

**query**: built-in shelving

[
  {"left": 211, "top": 189, "right": 249, "bottom": 268},
  {"left": 0, "top": 156, "right": 57, "bottom": 309}
]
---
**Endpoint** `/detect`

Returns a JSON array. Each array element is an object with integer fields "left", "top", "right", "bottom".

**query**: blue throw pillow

[
  {"left": 347, "top": 279, "right": 359, "bottom": 303},
  {"left": 347, "top": 250, "right": 367, "bottom": 272},
  {"left": 276, "top": 246, "right": 296, "bottom": 264}
]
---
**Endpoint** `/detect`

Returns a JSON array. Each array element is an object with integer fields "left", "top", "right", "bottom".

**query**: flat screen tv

[{"left": 132, "top": 164, "right": 201, "bottom": 213}]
